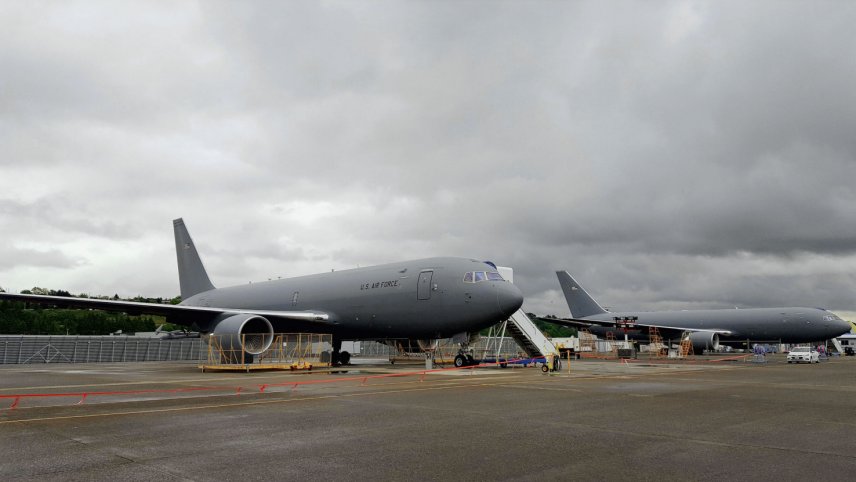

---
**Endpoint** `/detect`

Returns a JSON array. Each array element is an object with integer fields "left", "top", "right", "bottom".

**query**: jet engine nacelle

[
  {"left": 209, "top": 313, "right": 274, "bottom": 356},
  {"left": 686, "top": 331, "right": 720, "bottom": 353}
]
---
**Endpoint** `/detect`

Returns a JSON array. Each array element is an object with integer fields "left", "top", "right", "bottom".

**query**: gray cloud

[
  {"left": 1, "top": 1, "right": 855, "bottom": 319},
  {"left": 0, "top": 243, "right": 82, "bottom": 271}
]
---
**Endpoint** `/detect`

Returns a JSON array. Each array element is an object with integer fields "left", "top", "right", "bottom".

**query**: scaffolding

[
  {"left": 605, "top": 331, "right": 619, "bottom": 356},
  {"left": 579, "top": 329, "right": 597, "bottom": 357},
  {"left": 199, "top": 333, "right": 332, "bottom": 372},
  {"left": 648, "top": 327, "right": 666, "bottom": 359},
  {"left": 679, "top": 334, "right": 694, "bottom": 358}
]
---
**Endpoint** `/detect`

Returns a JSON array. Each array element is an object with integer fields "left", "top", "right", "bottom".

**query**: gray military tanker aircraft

[
  {"left": 0, "top": 219, "right": 524, "bottom": 365},
  {"left": 547, "top": 271, "right": 851, "bottom": 352}
]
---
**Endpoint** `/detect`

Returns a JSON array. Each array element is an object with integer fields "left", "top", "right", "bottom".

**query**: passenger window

[
  {"left": 474, "top": 271, "right": 486, "bottom": 282},
  {"left": 463, "top": 272, "right": 473, "bottom": 283}
]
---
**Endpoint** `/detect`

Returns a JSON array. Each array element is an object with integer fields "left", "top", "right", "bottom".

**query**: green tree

[
  {"left": 0, "top": 288, "right": 166, "bottom": 335},
  {"left": 529, "top": 313, "right": 577, "bottom": 337}
]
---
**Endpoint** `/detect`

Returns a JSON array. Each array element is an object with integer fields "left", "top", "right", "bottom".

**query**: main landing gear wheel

[{"left": 466, "top": 354, "right": 475, "bottom": 366}]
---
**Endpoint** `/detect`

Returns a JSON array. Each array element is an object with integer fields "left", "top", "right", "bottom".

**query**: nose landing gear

[{"left": 454, "top": 352, "right": 477, "bottom": 367}]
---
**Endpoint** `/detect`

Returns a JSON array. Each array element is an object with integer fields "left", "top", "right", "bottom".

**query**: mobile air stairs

[
  {"left": 830, "top": 337, "right": 845, "bottom": 355},
  {"left": 482, "top": 266, "right": 560, "bottom": 367},
  {"left": 498, "top": 309, "right": 559, "bottom": 360}
]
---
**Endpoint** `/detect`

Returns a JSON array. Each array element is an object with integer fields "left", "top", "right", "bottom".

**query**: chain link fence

[
  {"left": 1, "top": 335, "right": 526, "bottom": 365},
  {"left": 0, "top": 335, "right": 202, "bottom": 364}
]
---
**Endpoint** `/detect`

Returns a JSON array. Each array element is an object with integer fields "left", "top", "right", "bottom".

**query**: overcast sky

[{"left": 2, "top": 1, "right": 855, "bottom": 321}]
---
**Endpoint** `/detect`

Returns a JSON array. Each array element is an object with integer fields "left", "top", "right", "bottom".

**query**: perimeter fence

[
  {"left": 0, "top": 335, "right": 527, "bottom": 365},
  {"left": 0, "top": 335, "right": 202, "bottom": 364}
]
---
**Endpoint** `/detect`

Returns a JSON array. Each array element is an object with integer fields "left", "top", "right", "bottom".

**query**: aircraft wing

[
  {"left": 543, "top": 316, "right": 732, "bottom": 335},
  {"left": 534, "top": 317, "right": 595, "bottom": 329},
  {"left": 0, "top": 292, "right": 330, "bottom": 325}
]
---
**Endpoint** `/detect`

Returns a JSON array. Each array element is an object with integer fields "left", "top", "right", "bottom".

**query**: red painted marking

[{"left": 0, "top": 357, "right": 534, "bottom": 410}]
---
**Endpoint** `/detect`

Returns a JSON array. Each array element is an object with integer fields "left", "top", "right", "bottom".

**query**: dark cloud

[{"left": 1, "top": 1, "right": 855, "bottom": 319}]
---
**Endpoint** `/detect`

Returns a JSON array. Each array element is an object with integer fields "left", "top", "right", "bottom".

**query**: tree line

[
  {"left": 0, "top": 287, "right": 181, "bottom": 336},
  {"left": 531, "top": 314, "right": 577, "bottom": 337}
]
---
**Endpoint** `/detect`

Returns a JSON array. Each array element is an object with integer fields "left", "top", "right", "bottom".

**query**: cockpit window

[{"left": 463, "top": 271, "right": 505, "bottom": 283}]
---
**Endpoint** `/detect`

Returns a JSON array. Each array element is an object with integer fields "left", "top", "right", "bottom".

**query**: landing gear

[
  {"left": 453, "top": 353, "right": 478, "bottom": 367},
  {"left": 331, "top": 338, "right": 351, "bottom": 366},
  {"left": 454, "top": 354, "right": 467, "bottom": 368},
  {"left": 451, "top": 333, "right": 479, "bottom": 368}
]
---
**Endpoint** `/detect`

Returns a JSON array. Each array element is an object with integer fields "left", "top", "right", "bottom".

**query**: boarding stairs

[
  {"left": 501, "top": 310, "right": 559, "bottom": 358},
  {"left": 493, "top": 266, "right": 559, "bottom": 359},
  {"left": 830, "top": 338, "right": 844, "bottom": 355}
]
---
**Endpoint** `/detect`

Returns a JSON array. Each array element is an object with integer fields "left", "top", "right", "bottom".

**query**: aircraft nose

[
  {"left": 834, "top": 319, "right": 853, "bottom": 336},
  {"left": 497, "top": 282, "right": 524, "bottom": 318}
]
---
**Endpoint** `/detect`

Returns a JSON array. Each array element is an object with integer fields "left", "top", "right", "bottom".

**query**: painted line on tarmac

[
  {"left": 0, "top": 366, "right": 502, "bottom": 393},
  {"left": 0, "top": 372, "right": 321, "bottom": 393},
  {"left": 599, "top": 425, "right": 856, "bottom": 461},
  {"left": 0, "top": 380, "right": 519, "bottom": 425},
  {"left": 665, "top": 376, "right": 856, "bottom": 391},
  {"left": 495, "top": 383, "right": 583, "bottom": 392},
  {"left": 0, "top": 373, "right": 529, "bottom": 415}
]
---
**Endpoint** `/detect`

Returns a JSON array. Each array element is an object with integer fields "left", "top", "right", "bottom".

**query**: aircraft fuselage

[
  {"left": 179, "top": 257, "right": 523, "bottom": 340},
  {"left": 581, "top": 307, "right": 849, "bottom": 344}
]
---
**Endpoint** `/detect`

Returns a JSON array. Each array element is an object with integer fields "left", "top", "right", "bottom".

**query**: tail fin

[
  {"left": 556, "top": 271, "right": 608, "bottom": 318},
  {"left": 173, "top": 218, "right": 215, "bottom": 299}
]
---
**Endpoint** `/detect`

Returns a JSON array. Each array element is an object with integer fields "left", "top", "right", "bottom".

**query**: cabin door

[{"left": 417, "top": 270, "right": 433, "bottom": 300}]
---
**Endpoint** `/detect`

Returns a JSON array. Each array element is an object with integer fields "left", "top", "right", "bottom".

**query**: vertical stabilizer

[
  {"left": 173, "top": 218, "right": 215, "bottom": 299},
  {"left": 556, "top": 271, "right": 608, "bottom": 318}
]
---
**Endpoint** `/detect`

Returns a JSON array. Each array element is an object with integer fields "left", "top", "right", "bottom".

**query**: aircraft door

[{"left": 417, "top": 270, "right": 433, "bottom": 300}]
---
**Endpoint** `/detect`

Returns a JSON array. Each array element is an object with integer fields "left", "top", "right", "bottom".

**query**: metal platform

[{"left": 199, "top": 361, "right": 326, "bottom": 372}]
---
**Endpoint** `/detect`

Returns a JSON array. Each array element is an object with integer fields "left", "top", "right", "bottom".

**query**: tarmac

[{"left": 2, "top": 354, "right": 856, "bottom": 481}]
